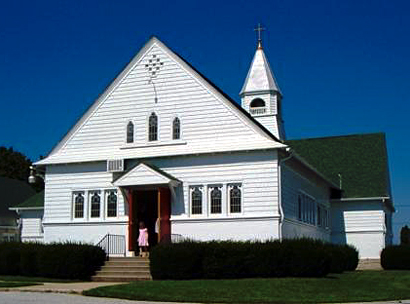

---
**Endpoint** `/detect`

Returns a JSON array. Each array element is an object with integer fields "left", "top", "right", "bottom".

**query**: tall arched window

[
  {"left": 210, "top": 186, "right": 222, "bottom": 214},
  {"left": 107, "top": 190, "right": 117, "bottom": 217},
  {"left": 74, "top": 192, "right": 84, "bottom": 219},
  {"left": 149, "top": 112, "right": 158, "bottom": 141},
  {"left": 229, "top": 185, "right": 241, "bottom": 213},
  {"left": 191, "top": 187, "right": 202, "bottom": 215},
  {"left": 126, "top": 121, "right": 134, "bottom": 143},
  {"left": 90, "top": 191, "right": 101, "bottom": 218},
  {"left": 173, "top": 117, "right": 180, "bottom": 140}
]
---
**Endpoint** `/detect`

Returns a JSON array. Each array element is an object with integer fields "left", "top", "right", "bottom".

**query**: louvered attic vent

[{"left": 107, "top": 159, "right": 124, "bottom": 172}]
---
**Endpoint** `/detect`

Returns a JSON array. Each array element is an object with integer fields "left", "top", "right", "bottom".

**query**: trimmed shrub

[
  {"left": 322, "top": 243, "right": 359, "bottom": 273},
  {"left": 150, "top": 241, "right": 205, "bottom": 280},
  {"left": 381, "top": 245, "right": 410, "bottom": 270},
  {"left": 150, "top": 239, "right": 335, "bottom": 280},
  {"left": 0, "top": 242, "right": 106, "bottom": 280}
]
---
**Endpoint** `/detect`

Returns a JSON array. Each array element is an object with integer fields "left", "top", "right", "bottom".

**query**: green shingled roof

[
  {"left": 14, "top": 190, "right": 44, "bottom": 208},
  {"left": 287, "top": 133, "right": 391, "bottom": 199}
]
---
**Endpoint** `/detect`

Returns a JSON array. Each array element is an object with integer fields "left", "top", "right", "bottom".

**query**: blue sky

[{"left": 1, "top": 0, "right": 409, "bottom": 242}]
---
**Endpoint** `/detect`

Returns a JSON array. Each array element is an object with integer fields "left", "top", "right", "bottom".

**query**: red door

[{"left": 157, "top": 187, "right": 171, "bottom": 243}]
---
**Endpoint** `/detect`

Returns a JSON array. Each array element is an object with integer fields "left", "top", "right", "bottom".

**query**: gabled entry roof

[{"left": 113, "top": 162, "right": 180, "bottom": 187}]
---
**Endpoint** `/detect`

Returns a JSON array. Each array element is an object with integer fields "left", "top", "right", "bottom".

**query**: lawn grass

[
  {"left": 83, "top": 271, "right": 410, "bottom": 303},
  {"left": 0, "top": 281, "right": 40, "bottom": 288},
  {"left": 0, "top": 275, "right": 77, "bottom": 283}
]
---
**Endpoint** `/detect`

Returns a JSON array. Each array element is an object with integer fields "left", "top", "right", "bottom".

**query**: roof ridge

[{"left": 287, "top": 132, "right": 385, "bottom": 142}]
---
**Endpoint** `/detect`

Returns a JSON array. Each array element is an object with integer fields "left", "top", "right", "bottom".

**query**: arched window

[
  {"left": 210, "top": 186, "right": 222, "bottom": 214},
  {"left": 229, "top": 185, "right": 241, "bottom": 213},
  {"left": 149, "top": 112, "right": 158, "bottom": 141},
  {"left": 90, "top": 192, "right": 101, "bottom": 218},
  {"left": 250, "top": 98, "right": 265, "bottom": 108},
  {"left": 191, "top": 187, "right": 202, "bottom": 215},
  {"left": 106, "top": 190, "right": 117, "bottom": 217},
  {"left": 173, "top": 117, "right": 180, "bottom": 140},
  {"left": 74, "top": 192, "right": 84, "bottom": 218},
  {"left": 126, "top": 121, "right": 134, "bottom": 143}
]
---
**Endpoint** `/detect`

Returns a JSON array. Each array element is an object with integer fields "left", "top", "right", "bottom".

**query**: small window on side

[
  {"left": 127, "top": 121, "right": 134, "bottom": 143},
  {"left": 173, "top": 117, "right": 180, "bottom": 140}
]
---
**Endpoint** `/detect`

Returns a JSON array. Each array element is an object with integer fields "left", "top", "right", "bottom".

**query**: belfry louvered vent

[{"left": 107, "top": 159, "right": 124, "bottom": 172}]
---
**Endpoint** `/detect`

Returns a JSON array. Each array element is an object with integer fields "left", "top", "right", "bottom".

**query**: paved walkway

[
  {"left": 0, "top": 292, "right": 192, "bottom": 304},
  {"left": 0, "top": 282, "right": 409, "bottom": 303},
  {"left": 0, "top": 282, "right": 123, "bottom": 294}
]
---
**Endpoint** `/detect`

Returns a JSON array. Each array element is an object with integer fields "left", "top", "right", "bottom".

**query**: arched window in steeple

[
  {"left": 173, "top": 117, "right": 180, "bottom": 140},
  {"left": 249, "top": 98, "right": 266, "bottom": 115},
  {"left": 149, "top": 112, "right": 158, "bottom": 141},
  {"left": 126, "top": 121, "right": 134, "bottom": 143},
  {"left": 250, "top": 98, "right": 265, "bottom": 108}
]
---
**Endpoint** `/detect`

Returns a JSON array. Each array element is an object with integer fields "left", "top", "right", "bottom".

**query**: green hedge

[
  {"left": 381, "top": 245, "right": 410, "bottom": 270},
  {"left": 150, "top": 239, "right": 358, "bottom": 280},
  {"left": 0, "top": 242, "right": 106, "bottom": 280}
]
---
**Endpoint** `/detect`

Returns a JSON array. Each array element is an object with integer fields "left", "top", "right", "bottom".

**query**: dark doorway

[{"left": 133, "top": 190, "right": 158, "bottom": 251}]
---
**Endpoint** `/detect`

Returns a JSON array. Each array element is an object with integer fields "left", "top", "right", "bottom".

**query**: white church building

[{"left": 17, "top": 35, "right": 393, "bottom": 259}]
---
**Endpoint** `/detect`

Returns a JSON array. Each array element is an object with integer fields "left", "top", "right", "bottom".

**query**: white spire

[{"left": 239, "top": 46, "right": 281, "bottom": 96}]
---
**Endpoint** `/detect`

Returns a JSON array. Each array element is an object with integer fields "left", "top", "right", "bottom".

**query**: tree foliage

[
  {"left": 401, "top": 225, "right": 410, "bottom": 245},
  {"left": 0, "top": 146, "right": 44, "bottom": 192}
]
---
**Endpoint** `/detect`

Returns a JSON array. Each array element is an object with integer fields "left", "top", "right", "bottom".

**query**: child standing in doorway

[{"left": 138, "top": 221, "right": 149, "bottom": 257}]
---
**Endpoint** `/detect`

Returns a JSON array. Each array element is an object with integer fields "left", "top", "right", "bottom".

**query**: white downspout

[{"left": 278, "top": 147, "right": 293, "bottom": 241}]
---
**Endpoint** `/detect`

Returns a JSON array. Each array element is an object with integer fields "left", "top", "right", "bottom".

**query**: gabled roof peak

[{"left": 240, "top": 45, "right": 281, "bottom": 96}]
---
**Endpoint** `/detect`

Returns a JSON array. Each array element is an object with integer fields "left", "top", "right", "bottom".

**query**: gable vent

[{"left": 107, "top": 159, "right": 124, "bottom": 172}]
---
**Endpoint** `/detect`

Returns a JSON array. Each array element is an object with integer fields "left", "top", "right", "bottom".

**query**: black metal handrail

[{"left": 96, "top": 234, "right": 126, "bottom": 258}]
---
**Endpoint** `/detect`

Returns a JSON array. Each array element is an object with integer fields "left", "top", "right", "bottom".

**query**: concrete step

[
  {"left": 356, "top": 259, "right": 382, "bottom": 270},
  {"left": 92, "top": 275, "right": 152, "bottom": 282},
  {"left": 105, "top": 260, "right": 149, "bottom": 267},
  {"left": 109, "top": 257, "right": 149, "bottom": 261},
  {"left": 96, "top": 270, "right": 151, "bottom": 276},
  {"left": 92, "top": 257, "right": 152, "bottom": 282},
  {"left": 100, "top": 265, "right": 150, "bottom": 271}
]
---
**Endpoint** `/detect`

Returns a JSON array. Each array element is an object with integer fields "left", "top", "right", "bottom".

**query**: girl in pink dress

[{"left": 138, "top": 221, "right": 149, "bottom": 257}]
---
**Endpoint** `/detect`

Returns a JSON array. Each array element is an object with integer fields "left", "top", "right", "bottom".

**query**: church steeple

[{"left": 240, "top": 25, "right": 285, "bottom": 140}]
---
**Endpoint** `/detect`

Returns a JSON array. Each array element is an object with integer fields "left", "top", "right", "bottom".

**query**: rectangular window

[
  {"left": 298, "top": 195, "right": 302, "bottom": 220},
  {"left": 298, "top": 192, "right": 316, "bottom": 225},
  {"left": 317, "top": 205, "right": 322, "bottom": 227},
  {"left": 73, "top": 192, "right": 85, "bottom": 219}
]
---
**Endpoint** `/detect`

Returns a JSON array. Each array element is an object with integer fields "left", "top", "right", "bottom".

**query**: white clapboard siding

[
  {"left": 20, "top": 210, "right": 44, "bottom": 240},
  {"left": 331, "top": 200, "right": 385, "bottom": 233},
  {"left": 280, "top": 163, "right": 331, "bottom": 241},
  {"left": 43, "top": 162, "right": 126, "bottom": 223},
  {"left": 36, "top": 39, "right": 283, "bottom": 166},
  {"left": 331, "top": 199, "right": 387, "bottom": 258},
  {"left": 149, "top": 150, "right": 279, "bottom": 218}
]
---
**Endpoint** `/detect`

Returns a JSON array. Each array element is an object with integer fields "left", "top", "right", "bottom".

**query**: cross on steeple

[{"left": 254, "top": 23, "right": 265, "bottom": 49}]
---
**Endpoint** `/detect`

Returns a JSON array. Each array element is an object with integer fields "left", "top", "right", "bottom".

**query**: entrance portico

[{"left": 113, "top": 162, "right": 180, "bottom": 253}]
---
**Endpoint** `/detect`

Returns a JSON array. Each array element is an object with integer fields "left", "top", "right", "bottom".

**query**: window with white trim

[
  {"left": 73, "top": 192, "right": 85, "bottom": 219},
  {"left": 209, "top": 186, "right": 222, "bottom": 214},
  {"left": 90, "top": 191, "right": 101, "bottom": 218},
  {"left": 190, "top": 186, "right": 203, "bottom": 215},
  {"left": 228, "top": 184, "right": 242, "bottom": 213},
  {"left": 106, "top": 190, "right": 117, "bottom": 217},
  {"left": 148, "top": 112, "right": 158, "bottom": 141},
  {"left": 173, "top": 117, "right": 180, "bottom": 140},
  {"left": 126, "top": 121, "right": 134, "bottom": 143}
]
